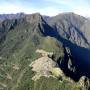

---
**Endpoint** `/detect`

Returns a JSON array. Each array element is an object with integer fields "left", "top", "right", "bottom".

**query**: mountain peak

[
  {"left": 0, "top": 12, "right": 90, "bottom": 90},
  {"left": 26, "top": 13, "right": 43, "bottom": 24},
  {"left": 58, "top": 12, "right": 75, "bottom": 15}
]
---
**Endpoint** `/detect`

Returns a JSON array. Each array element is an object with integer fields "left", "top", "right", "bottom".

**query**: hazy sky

[{"left": 0, "top": 0, "right": 90, "bottom": 17}]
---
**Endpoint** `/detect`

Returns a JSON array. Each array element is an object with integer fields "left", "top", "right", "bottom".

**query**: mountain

[
  {"left": 0, "top": 13, "right": 25, "bottom": 22},
  {"left": 0, "top": 12, "right": 90, "bottom": 90},
  {"left": 46, "top": 13, "right": 90, "bottom": 79}
]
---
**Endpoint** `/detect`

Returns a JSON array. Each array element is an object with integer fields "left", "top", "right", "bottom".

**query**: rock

[
  {"left": 30, "top": 49, "right": 63, "bottom": 81},
  {"left": 12, "top": 64, "right": 19, "bottom": 70},
  {"left": 50, "top": 67, "right": 64, "bottom": 78},
  {"left": 79, "top": 76, "right": 90, "bottom": 90},
  {"left": 68, "top": 59, "right": 76, "bottom": 72},
  {"left": 36, "top": 49, "right": 53, "bottom": 57}
]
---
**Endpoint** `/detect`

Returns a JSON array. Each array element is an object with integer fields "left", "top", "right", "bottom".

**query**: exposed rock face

[
  {"left": 44, "top": 13, "right": 90, "bottom": 83},
  {"left": 79, "top": 76, "right": 90, "bottom": 90},
  {"left": 68, "top": 58, "right": 76, "bottom": 72},
  {"left": 26, "top": 13, "right": 42, "bottom": 24},
  {"left": 0, "top": 13, "right": 25, "bottom": 22},
  {"left": 30, "top": 49, "right": 63, "bottom": 81},
  {"left": 36, "top": 49, "right": 53, "bottom": 57},
  {"left": 65, "top": 47, "right": 76, "bottom": 73},
  {"left": 47, "top": 13, "right": 90, "bottom": 48},
  {"left": 80, "top": 20, "right": 90, "bottom": 44},
  {"left": 0, "top": 12, "right": 90, "bottom": 90},
  {"left": 30, "top": 56, "right": 56, "bottom": 80}
]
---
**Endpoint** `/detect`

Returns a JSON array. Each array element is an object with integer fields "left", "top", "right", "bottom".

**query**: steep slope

[
  {"left": 47, "top": 12, "right": 90, "bottom": 48},
  {"left": 0, "top": 13, "right": 25, "bottom": 22},
  {"left": 0, "top": 13, "right": 67, "bottom": 90},
  {"left": 45, "top": 13, "right": 90, "bottom": 80},
  {"left": 0, "top": 12, "right": 90, "bottom": 90}
]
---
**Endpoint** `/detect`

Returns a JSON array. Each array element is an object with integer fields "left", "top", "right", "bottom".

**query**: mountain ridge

[{"left": 0, "top": 12, "right": 90, "bottom": 90}]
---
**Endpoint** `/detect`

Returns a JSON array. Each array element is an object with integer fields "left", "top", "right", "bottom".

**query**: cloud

[
  {"left": 43, "top": 0, "right": 90, "bottom": 17},
  {"left": 73, "top": 6, "right": 90, "bottom": 17},
  {"left": 0, "top": 0, "right": 63, "bottom": 16},
  {"left": 0, "top": 1, "right": 34, "bottom": 14},
  {"left": 0, "top": 0, "right": 90, "bottom": 17},
  {"left": 71, "top": 0, "right": 90, "bottom": 17},
  {"left": 44, "top": 0, "right": 73, "bottom": 4},
  {"left": 38, "top": 7, "right": 63, "bottom": 16}
]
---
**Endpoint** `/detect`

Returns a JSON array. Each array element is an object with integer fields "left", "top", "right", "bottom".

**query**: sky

[{"left": 0, "top": 0, "right": 90, "bottom": 17}]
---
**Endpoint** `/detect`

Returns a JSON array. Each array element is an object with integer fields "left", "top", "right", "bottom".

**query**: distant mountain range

[
  {"left": 0, "top": 12, "right": 90, "bottom": 90},
  {"left": 0, "top": 12, "right": 25, "bottom": 21}
]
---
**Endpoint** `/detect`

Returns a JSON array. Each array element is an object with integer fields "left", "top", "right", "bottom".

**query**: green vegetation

[
  {"left": 51, "top": 68, "right": 63, "bottom": 78},
  {"left": 0, "top": 17, "right": 65, "bottom": 90},
  {"left": 0, "top": 14, "right": 84, "bottom": 90}
]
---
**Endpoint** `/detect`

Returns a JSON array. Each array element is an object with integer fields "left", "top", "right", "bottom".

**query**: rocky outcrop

[
  {"left": 79, "top": 76, "right": 90, "bottom": 90},
  {"left": 30, "top": 49, "right": 64, "bottom": 81},
  {"left": 36, "top": 49, "right": 53, "bottom": 58},
  {"left": 0, "top": 12, "right": 90, "bottom": 90}
]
